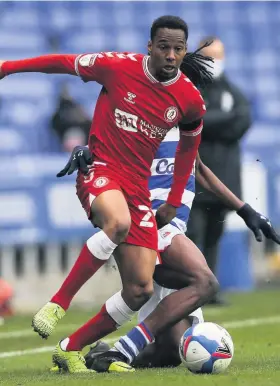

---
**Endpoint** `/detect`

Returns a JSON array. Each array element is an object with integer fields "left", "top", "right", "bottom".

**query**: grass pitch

[{"left": 1, "top": 290, "right": 280, "bottom": 386}]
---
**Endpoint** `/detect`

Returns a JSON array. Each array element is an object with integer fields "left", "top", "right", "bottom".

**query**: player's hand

[
  {"left": 56, "top": 145, "right": 93, "bottom": 177},
  {"left": 237, "top": 203, "right": 280, "bottom": 244},
  {"left": 155, "top": 203, "right": 177, "bottom": 229},
  {"left": 0, "top": 61, "right": 5, "bottom": 80}
]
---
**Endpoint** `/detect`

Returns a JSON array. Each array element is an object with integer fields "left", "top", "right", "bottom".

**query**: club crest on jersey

[
  {"left": 164, "top": 106, "right": 178, "bottom": 123},
  {"left": 79, "top": 54, "right": 98, "bottom": 67},
  {"left": 93, "top": 177, "right": 109, "bottom": 188}
]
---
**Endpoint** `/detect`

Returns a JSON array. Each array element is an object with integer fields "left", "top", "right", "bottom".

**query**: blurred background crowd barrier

[{"left": 0, "top": 1, "right": 279, "bottom": 311}]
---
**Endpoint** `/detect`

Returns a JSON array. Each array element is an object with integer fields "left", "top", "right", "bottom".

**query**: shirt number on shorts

[{"left": 138, "top": 205, "right": 154, "bottom": 228}]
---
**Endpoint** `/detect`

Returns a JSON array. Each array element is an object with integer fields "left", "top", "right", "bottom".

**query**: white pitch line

[
  {"left": 0, "top": 324, "right": 80, "bottom": 340},
  {"left": 0, "top": 346, "right": 55, "bottom": 358},
  {"left": 0, "top": 313, "right": 222, "bottom": 341},
  {"left": 1, "top": 315, "right": 280, "bottom": 359},
  {"left": 0, "top": 336, "right": 117, "bottom": 359},
  {"left": 223, "top": 315, "right": 280, "bottom": 329}
]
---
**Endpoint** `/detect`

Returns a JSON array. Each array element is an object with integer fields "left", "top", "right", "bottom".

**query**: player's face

[{"left": 148, "top": 28, "right": 187, "bottom": 81}]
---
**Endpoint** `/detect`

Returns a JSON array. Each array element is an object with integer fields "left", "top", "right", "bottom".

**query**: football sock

[
  {"left": 51, "top": 231, "right": 117, "bottom": 310},
  {"left": 63, "top": 304, "right": 116, "bottom": 351},
  {"left": 62, "top": 292, "right": 135, "bottom": 351},
  {"left": 113, "top": 322, "right": 155, "bottom": 363}
]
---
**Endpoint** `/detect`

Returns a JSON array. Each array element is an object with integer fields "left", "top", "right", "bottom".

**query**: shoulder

[
  {"left": 177, "top": 75, "right": 206, "bottom": 122},
  {"left": 102, "top": 52, "right": 143, "bottom": 65},
  {"left": 179, "top": 74, "right": 204, "bottom": 101},
  {"left": 77, "top": 52, "right": 143, "bottom": 67}
]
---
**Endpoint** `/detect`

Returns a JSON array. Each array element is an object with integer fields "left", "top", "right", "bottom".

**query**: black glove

[
  {"left": 237, "top": 203, "right": 280, "bottom": 244},
  {"left": 56, "top": 146, "right": 93, "bottom": 177}
]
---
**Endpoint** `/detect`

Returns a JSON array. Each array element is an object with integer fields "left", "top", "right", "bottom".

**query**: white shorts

[
  {"left": 156, "top": 223, "right": 184, "bottom": 264},
  {"left": 158, "top": 223, "right": 184, "bottom": 253},
  {"left": 138, "top": 281, "right": 204, "bottom": 325}
]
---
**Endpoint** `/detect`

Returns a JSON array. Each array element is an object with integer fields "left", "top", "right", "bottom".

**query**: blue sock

[{"left": 113, "top": 322, "right": 154, "bottom": 363}]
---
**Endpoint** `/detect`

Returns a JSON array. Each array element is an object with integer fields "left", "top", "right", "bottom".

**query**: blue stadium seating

[
  {"left": 0, "top": 1, "right": 279, "bottom": 223},
  {"left": 0, "top": 1, "right": 278, "bottom": 155}
]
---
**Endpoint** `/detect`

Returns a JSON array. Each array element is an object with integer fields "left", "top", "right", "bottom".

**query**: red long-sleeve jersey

[{"left": 2, "top": 52, "right": 205, "bottom": 207}]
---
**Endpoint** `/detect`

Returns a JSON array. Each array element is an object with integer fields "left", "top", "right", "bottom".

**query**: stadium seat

[
  {"left": 0, "top": 31, "right": 49, "bottom": 52},
  {"left": 0, "top": 0, "right": 279, "bottom": 164},
  {"left": 0, "top": 127, "right": 26, "bottom": 153},
  {"left": 0, "top": 8, "right": 40, "bottom": 30}
]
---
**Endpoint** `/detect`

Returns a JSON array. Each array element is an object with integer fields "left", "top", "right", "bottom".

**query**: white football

[{"left": 179, "top": 322, "right": 234, "bottom": 374}]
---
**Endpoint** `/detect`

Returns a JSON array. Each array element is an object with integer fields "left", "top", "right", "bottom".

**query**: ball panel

[
  {"left": 212, "top": 352, "right": 232, "bottom": 359},
  {"left": 192, "top": 322, "right": 223, "bottom": 341},
  {"left": 190, "top": 335, "right": 220, "bottom": 356},
  {"left": 183, "top": 335, "right": 192, "bottom": 357},
  {"left": 212, "top": 358, "right": 232, "bottom": 374},
  {"left": 182, "top": 325, "right": 195, "bottom": 340},
  {"left": 187, "top": 356, "right": 212, "bottom": 373},
  {"left": 200, "top": 357, "right": 215, "bottom": 374},
  {"left": 185, "top": 341, "right": 211, "bottom": 364},
  {"left": 219, "top": 326, "right": 234, "bottom": 356},
  {"left": 179, "top": 325, "right": 195, "bottom": 364}
]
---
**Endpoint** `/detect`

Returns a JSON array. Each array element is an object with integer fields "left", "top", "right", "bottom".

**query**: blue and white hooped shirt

[{"left": 149, "top": 127, "right": 195, "bottom": 233}]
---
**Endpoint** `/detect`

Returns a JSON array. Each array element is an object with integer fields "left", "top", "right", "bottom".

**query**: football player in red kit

[{"left": 0, "top": 16, "right": 218, "bottom": 373}]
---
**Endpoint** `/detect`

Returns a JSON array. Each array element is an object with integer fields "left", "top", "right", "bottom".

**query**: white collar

[{"left": 142, "top": 56, "right": 181, "bottom": 86}]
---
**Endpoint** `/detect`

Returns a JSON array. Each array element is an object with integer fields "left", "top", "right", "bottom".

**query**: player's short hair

[{"left": 150, "top": 15, "right": 188, "bottom": 41}]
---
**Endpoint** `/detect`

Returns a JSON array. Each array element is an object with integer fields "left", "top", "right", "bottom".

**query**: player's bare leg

[
  {"left": 32, "top": 189, "right": 131, "bottom": 340},
  {"left": 52, "top": 243, "right": 156, "bottom": 373},
  {"left": 140, "top": 235, "right": 218, "bottom": 336},
  {"left": 92, "top": 235, "right": 218, "bottom": 369},
  {"left": 114, "top": 244, "right": 157, "bottom": 310},
  {"left": 58, "top": 244, "right": 157, "bottom": 350},
  {"left": 132, "top": 260, "right": 204, "bottom": 369}
]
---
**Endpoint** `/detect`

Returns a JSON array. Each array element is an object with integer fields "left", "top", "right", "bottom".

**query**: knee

[
  {"left": 196, "top": 269, "right": 219, "bottom": 300},
  {"left": 124, "top": 281, "right": 154, "bottom": 310},
  {"left": 207, "top": 273, "right": 220, "bottom": 299},
  {"left": 105, "top": 218, "right": 131, "bottom": 244},
  {"left": 132, "top": 281, "right": 154, "bottom": 306}
]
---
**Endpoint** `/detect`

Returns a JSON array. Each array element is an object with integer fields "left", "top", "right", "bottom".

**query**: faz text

[{"left": 114, "top": 108, "right": 169, "bottom": 139}]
